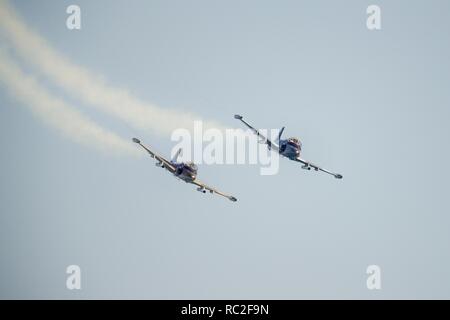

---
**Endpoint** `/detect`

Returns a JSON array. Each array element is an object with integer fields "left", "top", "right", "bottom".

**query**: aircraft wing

[
  {"left": 191, "top": 179, "right": 238, "bottom": 202},
  {"left": 132, "top": 138, "right": 176, "bottom": 173},
  {"left": 295, "top": 157, "right": 343, "bottom": 179},
  {"left": 234, "top": 115, "right": 279, "bottom": 151}
]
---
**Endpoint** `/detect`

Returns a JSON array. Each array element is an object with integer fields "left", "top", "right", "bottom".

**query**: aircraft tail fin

[
  {"left": 171, "top": 148, "right": 182, "bottom": 163},
  {"left": 276, "top": 127, "right": 285, "bottom": 143}
]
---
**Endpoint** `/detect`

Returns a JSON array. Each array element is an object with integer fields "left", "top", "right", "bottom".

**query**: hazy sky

[{"left": 1, "top": 0, "right": 450, "bottom": 299}]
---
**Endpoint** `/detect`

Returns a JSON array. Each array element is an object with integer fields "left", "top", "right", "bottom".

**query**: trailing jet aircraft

[
  {"left": 234, "top": 115, "right": 343, "bottom": 179},
  {"left": 132, "top": 138, "right": 237, "bottom": 201}
]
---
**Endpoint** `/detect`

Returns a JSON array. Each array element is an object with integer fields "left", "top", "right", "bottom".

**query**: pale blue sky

[{"left": 1, "top": 0, "right": 450, "bottom": 298}]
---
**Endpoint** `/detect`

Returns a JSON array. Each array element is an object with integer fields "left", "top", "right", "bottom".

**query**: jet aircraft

[
  {"left": 132, "top": 138, "right": 238, "bottom": 201},
  {"left": 234, "top": 115, "right": 343, "bottom": 179}
]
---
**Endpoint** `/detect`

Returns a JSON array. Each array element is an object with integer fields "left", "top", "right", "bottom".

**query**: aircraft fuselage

[
  {"left": 278, "top": 139, "right": 301, "bottom": 160},
  {"left": 173, "top": 162, "right": 198, "bottom": 182}
]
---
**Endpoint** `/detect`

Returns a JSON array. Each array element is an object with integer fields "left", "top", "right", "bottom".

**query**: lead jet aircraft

[
  {"left": 132, "top": 138, "right": 237, "bottom": 201},
  {"left": 234, "top": 115, "right": 343, "bottom": 179}
]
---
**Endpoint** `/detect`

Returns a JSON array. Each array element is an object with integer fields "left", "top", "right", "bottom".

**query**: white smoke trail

[
  {"left": 0, "top": 50, "right": 139, "bottom": 156},
  {"left": 0, "top": 0, "right": 226, "bottom": 135}
]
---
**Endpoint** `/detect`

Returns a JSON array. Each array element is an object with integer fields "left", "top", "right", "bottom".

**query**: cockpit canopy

[
  {"left": 287, "top": 137, "right": 301, "bottom": 148},
  {"left": 185, "top": 162, "right": 198, "bottom": 172}
]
